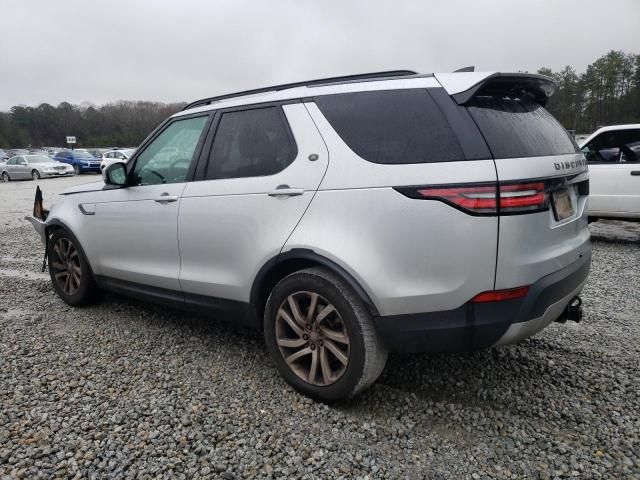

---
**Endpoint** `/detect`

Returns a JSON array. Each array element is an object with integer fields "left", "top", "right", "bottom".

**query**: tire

[
  {"left": 31, "top": 169, "right": 40, "bottom": 180},
  {"left": 73, "top": 164, "right": 80, "bottom": 175},
  {"left": 264, "top": 267, "right": 387, "bottom": 402},
  {"left": 1, "top": 171, "right": 9, "bottom": 182},
  {"left": 47, "top": 229, "right": 99, "bottom": 306}
]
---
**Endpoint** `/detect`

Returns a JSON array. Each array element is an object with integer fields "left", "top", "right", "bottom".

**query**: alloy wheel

[
  {"left": 1, "top": 172, "right": 9, "bottom": 182},
  {"left": 73, "top": 165, "right": 80, "bottom": 175},
  {"left": 32, "top": 170, "right": 40, "bottom": 180},
  {"left": 50, "top": 237, "right": 81, "bottom": 296},
  {"left": 275, "top": 291, "right": 350, "bottom": 386}
]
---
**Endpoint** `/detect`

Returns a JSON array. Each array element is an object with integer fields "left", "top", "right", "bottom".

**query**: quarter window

[
  {"left": 315, "top": 89, "right": 465, "bottom": 164},
  {"left": 205, "top": 107, "right": 296, "bottom": 180},
  {"left": 131, "top": 115, "right": 208, "bottom": 186}
]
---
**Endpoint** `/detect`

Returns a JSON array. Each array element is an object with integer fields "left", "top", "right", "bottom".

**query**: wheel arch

[
  {"left": 45, "top": 218, "right": 98, "bottom": 276},
  {"left": 250, "top": 248, "right": 380, "bottom": 324}
]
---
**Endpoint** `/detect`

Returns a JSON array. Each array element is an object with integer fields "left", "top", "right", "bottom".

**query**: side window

[
  {"left": 315, "top": 89, "right": 465, "bottom": 164},
  {"left": 620, "top": 130, "right": 640, "bottom": 163},
  {"left": 8, "top": 158, "right": 16, "bottom": 165},
  {"left": 204, "top": 106, "right": 296, "bottom": 180},
  {"left": 131, "top": 115, "right": 208, "bottom": 186},
  {"left": 584, "top": 130, "right": 640, "bottom": 164}
]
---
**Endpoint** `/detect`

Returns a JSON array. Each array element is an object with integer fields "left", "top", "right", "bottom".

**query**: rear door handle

[
  {"left": 267, "top": 186, "right": 304, "bottom": 197},
  {"left": 631, "top": 171, "right": 640, "bottom": 176},
  {"left": 153, "top": 194, "right": 179, "bottom": 203}
]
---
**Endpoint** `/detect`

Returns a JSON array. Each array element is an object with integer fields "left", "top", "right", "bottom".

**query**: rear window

[
  {"left": 315, "top": 89, "right": 465, "bottom": 164},
  {"left": 467, "top": 97, "right": 579, "bottom": 159}
]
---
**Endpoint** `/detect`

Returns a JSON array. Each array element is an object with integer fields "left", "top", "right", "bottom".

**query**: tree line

[
  {"left": 0, "top": 101, "right": 186, "bottom": 148},
  {"left": 1, "top": 50, "right": 639, "bottom": 149},
  {"left": 539, "top": 50, "right": 640, "bottom": 133}
]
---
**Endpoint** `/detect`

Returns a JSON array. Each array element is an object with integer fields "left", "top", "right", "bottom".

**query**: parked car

[
  {"left": 26, "top": 70, "right": 590, "bottom": 402},
  {"left": 53, "top": 150, "right": 101, "bottom": 174},
  {"left": 0, "top": 149, "right": 9, "bottom": 162},
  {"left": 86, "top": 148, "right": 107, "bottom": 160},
  {"left": 6, "top": 149, "right": 29, "bottom": 158},
  {"left": 1, "top": 154, "right": 75, "bottom": 181},
  {"left": 100, "top": 148, "right": 136, "bottom": 172},
  {"left": 580, "top": 124, "right": 640, "bottom": 221},
  {"left": 29, "top": 148, "right": 49, "bottom": 155}
]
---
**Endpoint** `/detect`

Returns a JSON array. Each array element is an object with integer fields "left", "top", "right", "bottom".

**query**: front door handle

[
  {"left": 153, "top": 194, "right": 179, "bottom": 203},
  {"left": 631, "top": 170, "right": 640, "bottom": 176},
  {"left": 267, "top": 186, "right": 304, "bottom": 197}
]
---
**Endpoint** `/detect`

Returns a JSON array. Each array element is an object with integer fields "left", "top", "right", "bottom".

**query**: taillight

[
  {"left": 395, "top": 181, "right": 549, "bottom": 215},
  {"left": 471, "top": 286, "right": 530, "bottom": 303},
  {"left": 499, "top": 182, "right": 548, "bottom": 213}
]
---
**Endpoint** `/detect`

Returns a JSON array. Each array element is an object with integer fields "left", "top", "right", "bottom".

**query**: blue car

[{"left": 53, "top": 150, "right": 102, "bottom": 174}]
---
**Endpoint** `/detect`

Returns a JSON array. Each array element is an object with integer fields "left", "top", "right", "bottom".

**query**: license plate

[{"left": 551, "top": 188, "right": 574, "bottom": 221}]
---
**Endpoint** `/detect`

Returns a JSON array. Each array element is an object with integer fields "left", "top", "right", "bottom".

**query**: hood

[{"left": 61, "top": 180, "right": 105, "bottom": 195}]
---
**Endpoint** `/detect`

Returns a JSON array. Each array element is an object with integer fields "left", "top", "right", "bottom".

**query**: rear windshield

[
  {"left": 467, "top": 97, "right": 579, "bottom": 159},
  {"left": 315, "top": 89, "right": 465, "bottom": 164}
]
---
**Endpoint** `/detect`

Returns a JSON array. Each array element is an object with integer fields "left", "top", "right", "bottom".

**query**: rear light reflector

[
  {"left": 395, "top": 180, "right": 549, "bottom": 215},
  {"left": 472, "top": 286, "right": 530, "bottom": 303}
]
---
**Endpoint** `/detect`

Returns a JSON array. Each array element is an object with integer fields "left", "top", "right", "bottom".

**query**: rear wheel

[
  {"left": 264, "top": 267, "right": 387, "bottom": 402},
  {"left": 31, "top": 169, "right": 40, "bottom": 180},
  {"left": 1, "top": 172, "right": 9, "bottom": 182},
  {"left": 48, "top": 230, "right": 98, "bottom": 305}
]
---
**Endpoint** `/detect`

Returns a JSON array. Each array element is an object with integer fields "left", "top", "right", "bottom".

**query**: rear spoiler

[{"left": 451, "top": 73, "right": 556, "bottom": 107}]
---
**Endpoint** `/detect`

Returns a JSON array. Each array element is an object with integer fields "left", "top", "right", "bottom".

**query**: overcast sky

[{"left": 1, "top": 0, "right": 639, "bottom": 111}]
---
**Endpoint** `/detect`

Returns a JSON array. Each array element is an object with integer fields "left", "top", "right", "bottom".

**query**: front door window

[{"left": 131, "top": 116, "right": 208, "bottom": 186}]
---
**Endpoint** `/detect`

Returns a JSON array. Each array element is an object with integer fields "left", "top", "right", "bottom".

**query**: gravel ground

[{"left": 0, "top": 177, "right": 639, "bottom": 479}]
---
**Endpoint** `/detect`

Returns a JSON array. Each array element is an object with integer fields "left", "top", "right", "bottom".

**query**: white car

[
  {"left": 100, "top": 148, "right": 136, "bottom": 172},
  {"left": 580, "top": 125, "right": 640, "bottom": 220}
]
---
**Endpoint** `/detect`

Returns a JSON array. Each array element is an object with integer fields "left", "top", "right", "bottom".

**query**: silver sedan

[{"left": 1, "top": 155, "right": 75, "bottom": 181}]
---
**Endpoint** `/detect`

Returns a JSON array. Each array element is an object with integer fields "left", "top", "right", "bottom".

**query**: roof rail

[
  {"left": 454, "top": 66, "right": 475, "bottom": 72},
  {"left": 182, "top": 70, "right": 418, "bottom": 111}
]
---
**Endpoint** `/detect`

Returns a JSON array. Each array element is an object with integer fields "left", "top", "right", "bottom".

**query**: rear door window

[
  {"left": 467, "top": 97, "right": 579, "bottom": 159},
  {"left": 315, "top": 89, "right": 465, "bottom": 164},
  {"left": 204, "top": 106, "right": 297, "bottom": 180}
]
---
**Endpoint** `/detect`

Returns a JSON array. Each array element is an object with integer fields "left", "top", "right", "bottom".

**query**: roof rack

[{"left": 182, "top": 70, "right": 418, "bottom": 111}]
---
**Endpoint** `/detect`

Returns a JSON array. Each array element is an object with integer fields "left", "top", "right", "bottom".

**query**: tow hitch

[{"left": 555, "top": 296, "right": 583, "bottom": 323}]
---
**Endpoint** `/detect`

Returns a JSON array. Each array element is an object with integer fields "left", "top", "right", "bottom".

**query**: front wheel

[
  {"left": 73, "top": 164, "right": 80, "bottom": 175},
  {"left": 48, "top": 230, "right": 99, "bottom": 306},
  {"left": 31, "top": 169, "right": 40, "bottom": 180},
  {"left": 264, "top": 267, "right": 387, "bottom": 402}
]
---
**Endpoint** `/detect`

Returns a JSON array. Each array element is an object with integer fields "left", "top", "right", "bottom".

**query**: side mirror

[{"left": 104, "top": 162, "right": 127, "bottom": 186}]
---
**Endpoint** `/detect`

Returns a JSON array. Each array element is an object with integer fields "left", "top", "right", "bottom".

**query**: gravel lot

[{"left": 0, "top": 176, "right": 638, "bottom": 479}]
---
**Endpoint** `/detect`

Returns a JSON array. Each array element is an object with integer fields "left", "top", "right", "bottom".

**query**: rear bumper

[{"left": 373, "top": 250, "right": 591, "bottom": 353}]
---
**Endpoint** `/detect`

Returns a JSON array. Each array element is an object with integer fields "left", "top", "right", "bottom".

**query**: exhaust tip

[{"left": 557, "top": 296, "right": 583, "bottom": 323}]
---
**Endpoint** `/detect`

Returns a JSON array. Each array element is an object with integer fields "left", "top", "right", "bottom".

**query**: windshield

[{"left": 26, "top": 155, "right": 55, "bottom": 163}]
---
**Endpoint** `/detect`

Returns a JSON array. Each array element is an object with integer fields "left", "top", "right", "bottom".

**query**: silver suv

[{"left": 27, "top": 70, "right": 591, "bottom": 402}]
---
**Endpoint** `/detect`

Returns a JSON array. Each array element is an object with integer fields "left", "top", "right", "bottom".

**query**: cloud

[{"left": 1, "top": 0, "right": 639, "bottom": 110}]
